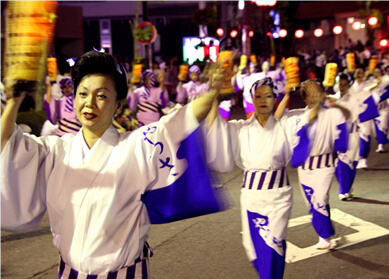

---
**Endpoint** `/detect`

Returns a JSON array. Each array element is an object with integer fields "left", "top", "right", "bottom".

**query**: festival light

[
  {"left": 380, "top": 39, "right": 388, "bottom": 47},
  {"left": 368, "top": 16, "right": 378, "bottom": 26},
  {"left": 279, "top": 29, "right": 287, "bottom": 38},
  {"left": 238, "top": 0, "right": 245, "bottom": 10},
  {"left": 216, "top": 28, "right": 224, "bottom": 37},
  {"left": 295, "top": 29, "right": 304, "bottom": 38},
  {"left": 249, "top": 30, "right": 254, "bottom": 37},
  {"left": 352, "top": 21, "right": 361, "bottom": 30},
  {"left": 314, "top": 28, "right": 323, "bottom": 38},
  {"left": 230, "top": 29, "right": 238, "bottom": 38},
  {"left": 252, "top": 0, "right": 277, "bottom": 6},
  {"left": 333, "top": 25, "right": 343, "bottom": 35}
]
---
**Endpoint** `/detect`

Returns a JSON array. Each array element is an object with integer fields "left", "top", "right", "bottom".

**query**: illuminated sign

[{"left": 183, "top": 37, "right": 220, "bottom": 65}]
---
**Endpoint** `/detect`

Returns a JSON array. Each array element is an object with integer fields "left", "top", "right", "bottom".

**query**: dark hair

[
  {"left": 355, "top": 65, "right": 365, "bottom": 72},
  {"left": 338, "top": 72, "right": 354, "bottom": 86},
  {"left": 71, "top": 51, "right": 128, "bottom": 100}
]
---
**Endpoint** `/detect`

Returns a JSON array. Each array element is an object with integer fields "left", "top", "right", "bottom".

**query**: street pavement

[{"left": 2, "top": 107, "right": 389, "bottom": 279}]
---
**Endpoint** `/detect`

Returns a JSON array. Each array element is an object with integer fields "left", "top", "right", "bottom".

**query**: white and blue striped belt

[
  {"left": 242, "top": 168, "right": 289, "bottom": 190},
  {"left": 300, "top": 152, "right": 337, "bottom": 170},
  {"left": 58, "top": 242, "right": 153, "bottom": 279},
  {"left": 350, "top": 122, "right": 358, "bottom": 134},
  {"left": 138, "top": 101, "right": 161, "bottom": 113},
  {"left": 378, "top": 101, "right": 388, "bottom": 111}
]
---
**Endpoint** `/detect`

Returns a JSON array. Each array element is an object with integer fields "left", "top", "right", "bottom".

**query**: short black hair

[{"left": 71, "top": 51, "right": 128, "bottom": 100}]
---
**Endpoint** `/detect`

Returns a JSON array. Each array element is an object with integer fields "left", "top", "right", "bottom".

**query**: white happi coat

[
  {"left": 1, "top": 104, "right": 199, "bottom": 274},
  {"left": 349, "top": 80, "right": 375, "bottom": 144},
  {"left": 206, "top": 113, "right": 308, "bottom": 173},
  {"left": 206, "top": 112, "right": 310, "bottom": 260},
  {"left": 336, "top": 92, "right": 363, "bottom": 165},
  {"left": 335, "top": 87, "right": 379, "bottom": 166},
  {"left": 297, "top": 106, "right": 348, "bottom": 229},
  {"left": 176, "top": 80, "right": 209, "bottom": 104},
  {"left": 301, "top": 106, "right": 347, "bottom": 158}
]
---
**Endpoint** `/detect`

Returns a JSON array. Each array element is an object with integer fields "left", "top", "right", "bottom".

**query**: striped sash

[
  {"left": 138, "top": 101, "right": 160, "bottom": 113},
  {"left": 58, "top": 243, "right": 153, "bottom": 279},
  {"left": 300, "top": 152, "right": 337, "bottom": 170},
  {"left": 350, "top": 122, "right": 358, "bottom": 134},
  {"left": 378, "top": 101, "right": 388, "bottom": 111},
  {"left": 64, "top": 96, "right": 74, "bottom": 112},
  {"left": 58, "top": 257, "right": 148, "bottom": 279},
  {"left": 57, "top": 118, "right": 82, "bottom": 136},
  {"left": 242, "top": 168, "right": 289, "bottom": 190}
]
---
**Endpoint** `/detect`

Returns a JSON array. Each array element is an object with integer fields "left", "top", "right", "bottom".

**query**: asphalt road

[{"left": 2, "top": 107, "right": 389, "bottom": 279}]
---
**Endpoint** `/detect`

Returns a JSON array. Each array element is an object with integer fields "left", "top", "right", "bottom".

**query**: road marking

[{"left": 285, "top": 208, "right": 389, "bottom": 263}]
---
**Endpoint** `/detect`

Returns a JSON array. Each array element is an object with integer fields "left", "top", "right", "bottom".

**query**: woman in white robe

[
  {"left": 350, "top": 66, "right": 375, "bottom": 169},
  {"left": 176, "top": 65, "right": 209, "bottom": 104},
  {"left": 1, "top": 51, "right": 225, "bottom": 278},
  {"left": 127, "top": 69, "right": 169, "bottom": 127},
  {"left": 206, "top": 77, "right": 318, "bottom": 279},
  {"left": 328, "top": 73, "right": 381, "bottom": 200},
  {"left": 293, "top": 80, "right": 349, "bottom": 250}
]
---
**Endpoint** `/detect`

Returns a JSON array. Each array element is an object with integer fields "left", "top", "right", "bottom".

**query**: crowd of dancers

[{"left": 1, "top": 44, "right": 389, "bottom": 279}]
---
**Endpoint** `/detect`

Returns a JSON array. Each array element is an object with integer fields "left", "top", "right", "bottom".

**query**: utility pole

[
  {"left": 242, "top": 1, "right": 251, "bottom": 57},
  {"left": 142, "top": 1, "right": 152, "bottom": 69}
]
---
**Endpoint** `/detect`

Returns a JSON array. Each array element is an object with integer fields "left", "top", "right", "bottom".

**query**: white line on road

[{"left": 285, "top": 208, "right": 389, "bottom": 263}]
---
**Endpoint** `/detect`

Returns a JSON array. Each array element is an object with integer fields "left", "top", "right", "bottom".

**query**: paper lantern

[
  {"left": 4, "top": 1, "right": 58, "bottom": 91},
  {"left": 216, "top": 50, "right": 235, "bottom": 94},
  {"left": 369, "top": 55, "right": 378, "bottom": 74},
  {"left": 284, "top": 57, "right": 300, "bottom": 87},
  {"left": 178, "top": 64, "right": 189, "bottom": 82},
  {"left": 240, "top": 55, "right": 248, "bottom": 69},
  {"left": 322, "top": 63, "right": 338, "bottom": 87},
  {"left": 131, "top": 64, "right": 143, "bottom": 84},
  {"left": 346, "top": 53, "right": 356, "bottom": 72},
  {"left": 47, "top": 57, "right": 58, "bottom": 83}
]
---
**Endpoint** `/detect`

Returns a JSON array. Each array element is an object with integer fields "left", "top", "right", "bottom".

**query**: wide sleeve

[
  {"left": 1, "top": 126, "right": 58, "bottom": 232},
  {"left": 159, "top": 88, "right": 169, "bottom": 108},
  {"left": 205, "top": 114, "right": 244, "bottom": 172},
  {"left": 175, "top": 83, "right": 187, "bottom": 104},
  {"left": 44, "top": 95, "right": 59, "bottom": 125},
  {"left": 280, "top": 109, "right": 314, "bottom": 168},
  {"left": 357, "top": 89, "right": 380, "bottom": 123},
  {"left": 139, "top": 103, "right": 226, "bottom": 224},
  {"left": 332, "top": 108, "right": 348, "bottom": 153},
  {"left": 127, "top": 89, "right": 139, "bottom": 111}
]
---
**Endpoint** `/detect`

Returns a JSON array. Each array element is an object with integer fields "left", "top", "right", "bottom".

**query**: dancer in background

[
  {"left": 128, "top": 69, "right": 169, "bottom": 127},
  {"left": 205, "top": 77, "right": 318, "bottom": 279},
  {"left": 370, "top": 68, "right": 389, "bottom": 153},
  {"left": 44, "top": 76, "right": 82, "bottom": 136},
  {"left": 351, "top": 66, "right": 375, "bottom": 169},
  {"left": 294, "top": 80, "right": 348, "bottom": 249},
  {"left": 176, "top": 65, "right": 209, "bottom": 104},
  {"left": 328, "top": 73, "right": 379, "bottom": 200}
]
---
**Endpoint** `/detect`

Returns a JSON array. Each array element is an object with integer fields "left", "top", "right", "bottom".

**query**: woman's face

[
  {"left": 62, "top": 85, "right": 73, "bottom": 96},
  {"left": 253, "top": 85, "right": 275, "bottom": 115},
  {"left": 144, "top": 77, "right": 152, "bottom": 87},
  {"left": 190, "top": 72, "right": 198, "bottom": 81},
  {"left": 75, "top": 73, "right": 122, "bottom": 137},
  {"left": 354, "top": 68, "right": 364, "bottom": 82},
  {"left": 339, "top": 78, "right": 350, "bottom": 97},
  {"left": 373, "top": 68, "right": 382, "bottom": 79}
]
